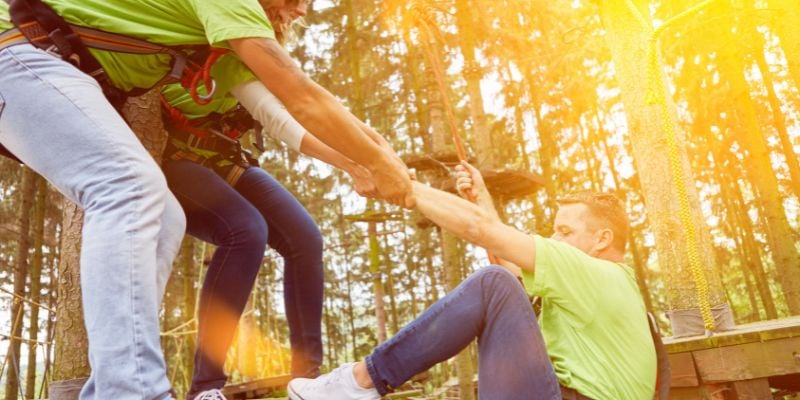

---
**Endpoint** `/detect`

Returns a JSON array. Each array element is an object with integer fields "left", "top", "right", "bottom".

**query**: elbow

[{"left": 463, "top": 207, "right": 494, "bottom": 246}]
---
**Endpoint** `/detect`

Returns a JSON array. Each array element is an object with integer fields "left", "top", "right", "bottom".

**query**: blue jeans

[
  {"left": 366, "top": 266, "right": 560, "bottom": 400},
  {"left": 162, "top": 160, "right": 324, "bottom": 396},
  {"left": 0, "top": 44, "right": 184, "bottom": 400}
]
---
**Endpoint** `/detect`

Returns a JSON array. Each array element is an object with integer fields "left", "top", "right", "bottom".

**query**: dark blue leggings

[{"left": 163, "top": 161, "right": 323, "bottom": 396}]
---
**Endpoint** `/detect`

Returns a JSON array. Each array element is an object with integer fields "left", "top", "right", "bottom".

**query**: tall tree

[
  {"left": 25, "top": 175, "right": 47, "bottom": 400},
  {"left": 599, "top": 0, "right": 730, "bottom": 334},
  {"left": 454, "top": 0, "right": 495, "bottom": 169},
  {"left": 5, "top": 167, "right": 36, "bottom": 400}
]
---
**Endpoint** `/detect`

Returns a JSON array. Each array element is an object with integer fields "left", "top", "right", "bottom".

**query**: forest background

[{"left": 1, "top": 0, "right": 799, "bottom": 398}]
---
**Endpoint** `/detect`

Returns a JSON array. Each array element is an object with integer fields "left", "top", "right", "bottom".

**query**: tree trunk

[
  {"left": 455, "top": 0, "right": 494, "bottom": 169},
  {"left": 41, "top": 242, "right": 58, "bottom": 398},
  {"left": 368, "top": 221, "right": 388, "bottom": 344},
  {"left": 600, "top": 0, "right": 729, "bottom": 334},
  {"left": 25, "top": 175, "right": 46, "bottom": 400},
  {"left": 342, "top": 0, "right": 364, "bottom": 120},
  {"left": 51, "top": 201, "right": 90, "bottom": 384},
  {"left": 750, "top": 34, "right": 800, "bottom": 200},
  {"left": 731, "top": 177, "right": 780, "bottom": 318},
  {"left": 441, "top": 230, "right": 475, "bottom": 400},
  {"left": 530, "top": 100, "right": 558, "bottom": 232},
  {"left": 5, "top": 167, "right": 36, "bottom": 400}
]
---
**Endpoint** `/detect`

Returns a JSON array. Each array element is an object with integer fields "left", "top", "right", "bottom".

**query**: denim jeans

[
  {"left": 162, "top": 160, "right": 324, "bottom": 396},
  {"left": 0, "top": 44, "right": 185, "bottom": 400},
  {"left": 366, "top": 266, "right": 560, "bottom": 400}
]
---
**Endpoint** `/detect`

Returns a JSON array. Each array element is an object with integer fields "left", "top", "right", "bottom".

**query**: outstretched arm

[
  {"left": 232, "top": 80, "right": 377, "bottom": 197},
  {"left": 229, "top": 37, "right": 411, "bottom": 207},
  {"left": 412, "top": 181, "right": 536, "bottom": 272}
]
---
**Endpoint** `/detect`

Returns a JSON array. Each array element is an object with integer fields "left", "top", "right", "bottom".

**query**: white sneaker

[
  {"left": 287, "top": 362, "right": 381, "bottom": 400},
  {"left": 193, "top": 389, "right": 227, "bottom": 400}
]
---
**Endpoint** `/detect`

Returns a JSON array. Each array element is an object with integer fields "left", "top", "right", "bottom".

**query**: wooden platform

[
  {"left": 222, "top": 375, "right": 291, "bottom": 399},
  {"left": 664, "top": 317, "right": 800, "bottom": 399},
  {"left": 403, "top": 151, "right": 544, "bottom": 199}
]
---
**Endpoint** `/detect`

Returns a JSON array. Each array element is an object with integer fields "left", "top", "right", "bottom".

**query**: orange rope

[
  {"left": 183, "top": 47, "right": 230, "bottom": 106},
  {"left": 416, "top": 19, "right": 501, "bottom": 265}
]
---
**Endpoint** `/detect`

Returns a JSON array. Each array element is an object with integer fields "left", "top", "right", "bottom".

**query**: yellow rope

[{"left": 624, "top": 0, "right": 721, "bottom": 333}]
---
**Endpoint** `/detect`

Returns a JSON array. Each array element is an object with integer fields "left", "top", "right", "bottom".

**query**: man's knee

[
  {"left": 469, "top": 265, "right": 529, "bottom": 303},
  {"left": 473, "top": 265, "right": 520, "bottom": 287}
]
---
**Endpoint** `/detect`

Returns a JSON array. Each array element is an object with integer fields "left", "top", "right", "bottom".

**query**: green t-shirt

[
  {"left": 0, "top": 0, "right": 274, "bottom": 91},
  {"left": 522, "top": 236, "right": 656, "bottom": 400}
]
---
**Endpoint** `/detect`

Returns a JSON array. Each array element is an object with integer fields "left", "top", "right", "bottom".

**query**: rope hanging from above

[{"left": 411, "top": 1, "right": 501, "bottom": 265}]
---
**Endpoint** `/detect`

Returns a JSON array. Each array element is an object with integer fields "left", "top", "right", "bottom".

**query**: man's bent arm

[
  {"left": 230, "top": 37, "right": 412, "bottom": 206},
  {"left": 413, "top": 182, "right": 536, "bottom": 272}
]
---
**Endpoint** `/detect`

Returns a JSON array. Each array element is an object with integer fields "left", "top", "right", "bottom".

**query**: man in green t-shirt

[{"left": 289, "top": 162, "right": 656, "bottom": 400}]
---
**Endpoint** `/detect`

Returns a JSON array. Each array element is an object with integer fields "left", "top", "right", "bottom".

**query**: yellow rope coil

[{"left": 624, "top": 0, "right": 720, "bottom": 332}]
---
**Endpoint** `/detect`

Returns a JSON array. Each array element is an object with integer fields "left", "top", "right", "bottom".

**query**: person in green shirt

[
  {"left": 288, "top": 162, "right": 657, "bottom": 400},
  {"left": 0, "top": 1, "right": 409, "bottom": 399}
]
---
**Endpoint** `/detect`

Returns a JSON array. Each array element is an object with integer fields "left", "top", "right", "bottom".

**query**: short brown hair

[{"left": 557, "top": 192, "right": 629, "bottom": 252}]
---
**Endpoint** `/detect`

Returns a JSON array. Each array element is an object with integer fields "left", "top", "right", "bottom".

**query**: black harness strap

[
  {"left": 10, "top": 0, "right": 130, "bottom": 106},
  {"left": 6, "top": 0, "right": 197, "bottom": 108}
]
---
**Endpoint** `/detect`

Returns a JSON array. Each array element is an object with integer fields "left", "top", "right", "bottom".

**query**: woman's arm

[
  {"left": 232, "top": 80, "right": 377, "bottom": 197},
  {"left": 229, "top": 37, "right": 411, "bottom": 207}
]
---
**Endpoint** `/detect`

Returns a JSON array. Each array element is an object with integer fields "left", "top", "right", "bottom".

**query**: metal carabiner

[{"left": 196, "top": 78, "right": 217, "bottom": 102}]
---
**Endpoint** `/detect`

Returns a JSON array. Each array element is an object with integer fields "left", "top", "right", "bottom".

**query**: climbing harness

[
  {"left": 624, "top": 0, "right": 721, "bottom": 333},
  {"left": 161, "top": 96, "right": 259, "bottom": 186},
  {"left": 183, "top": 47, "right": 230, "bottom": 106},
  {"left": 3, "top": 0, "right": 188, "bottom": 107},
  {"left": 0, "top": 0, "right": 232, "bottom": 163}
]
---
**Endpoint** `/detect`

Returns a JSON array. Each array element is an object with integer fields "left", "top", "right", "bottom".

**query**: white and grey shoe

[
  {"left": 287, "top": 362, "right": 381, "bottom": 400},
  {"left": 193, "top": 388, "right": 227, "bottom": 400}
]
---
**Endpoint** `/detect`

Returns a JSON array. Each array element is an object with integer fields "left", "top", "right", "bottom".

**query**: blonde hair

[{"left": 260, "top": 0, "right": 307, "bottom": 45}]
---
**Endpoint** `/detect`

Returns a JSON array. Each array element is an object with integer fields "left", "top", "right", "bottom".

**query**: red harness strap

[{"left": 182, "top": 47, "right": 230, "bottom": 106}]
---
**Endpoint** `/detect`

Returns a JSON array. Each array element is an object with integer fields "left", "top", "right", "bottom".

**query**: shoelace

[{"left": 194, "top": 389, "right": 226, "bottom": 400}]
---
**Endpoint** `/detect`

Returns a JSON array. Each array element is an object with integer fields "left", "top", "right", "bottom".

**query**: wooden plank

[
  {"left": 692, "top": 336, "right": 800, "bottom": 382},
  {"left": 385, "top": 389, "right": 423, "bottom": 399},
  {"left": 668, "top": 386, "right": 704, "bottom": 400},
  {"left": 664, "top": 317, "right": 800, "bottom": 353},
  {"left": 222, "top": 375, "right": 291, "bottom": 399},
  {"left": 730, "top": 379, "right": 772, "bottom": 400},
  {"left": 668, "top": 352, "right": 699, "bottom": 387}
]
